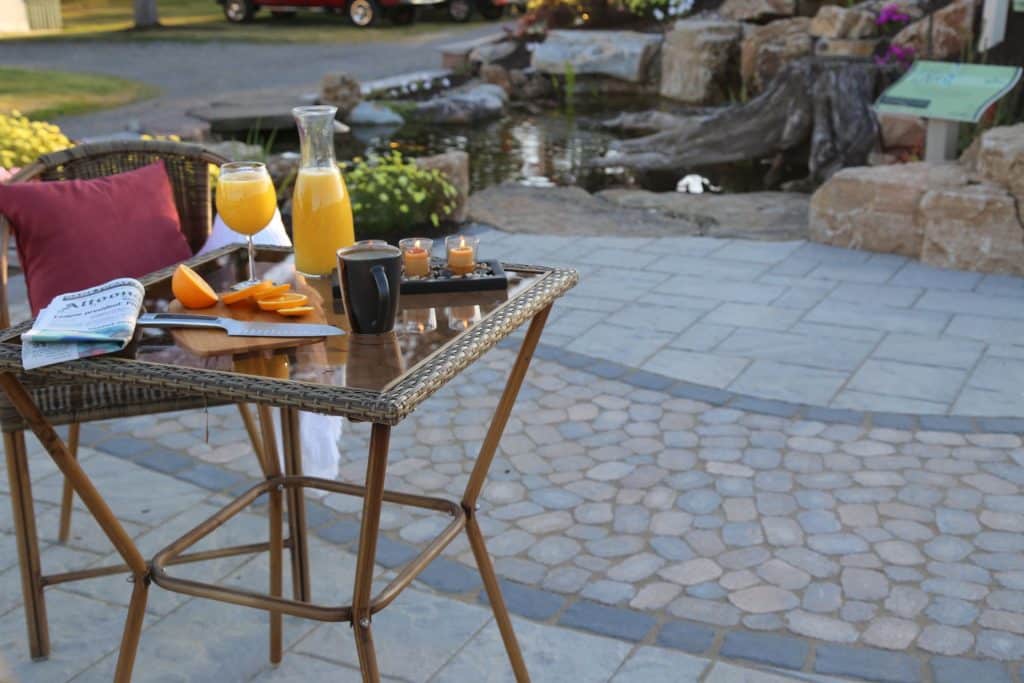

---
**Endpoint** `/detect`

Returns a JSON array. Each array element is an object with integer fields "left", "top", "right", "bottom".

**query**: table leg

[
  {"left": 353, "top": 423, "right": 390, "bottom": 683},
  {"left": 460, "top": 304, "right": 551, "bottom": 682},
  {"left": 0, "top": 373, "right": 149, "bottom": 680},
  {"left": 113, "top": 577, "right": 150, "bottom": 683},
  {"left": 4, "top": 430, "right": 49, "bottom": 660},
  {"left": 57, "top": 422, "right": 80, "bottom": 543},
  {"left": 280, "top": 407, "right": 311, "bottom": 603},
  {"left": 237, "top": 403, "right": 264, "bottom": 465},
  {"left": 256, "top": 405, "right": 284, "bottom": 664}
]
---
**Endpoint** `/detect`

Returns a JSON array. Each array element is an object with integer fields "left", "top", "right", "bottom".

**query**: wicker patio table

[{"left": 0, "top": 244, "right": 577, "bottom": 682}]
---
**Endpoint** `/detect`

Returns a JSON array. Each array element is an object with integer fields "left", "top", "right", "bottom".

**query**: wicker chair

[{"left": 0, "top": 141, "right": 266, "bottom": 658}]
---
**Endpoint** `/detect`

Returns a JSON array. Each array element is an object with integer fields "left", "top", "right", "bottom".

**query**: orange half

[
  {"left": 257, "top": 293, "right": 309, "bottom": 311},
  {"left": 276, "top": 306, "right": 314, "bottom": 317},
  {"left": 172, "top": 264, "right": 218, "bottom": 309}
]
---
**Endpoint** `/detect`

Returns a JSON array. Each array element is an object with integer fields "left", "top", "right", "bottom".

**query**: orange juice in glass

[
  {"left": 292, "top": 105, "right": 355, "bottom": 277},
  {"left": 216, "top": 161, "right": 276, "bottom": 285}
]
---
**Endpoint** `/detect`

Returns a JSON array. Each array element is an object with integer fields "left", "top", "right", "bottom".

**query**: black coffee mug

[{"left": 337, "top": 242, "right": 402, "bottom": 335}]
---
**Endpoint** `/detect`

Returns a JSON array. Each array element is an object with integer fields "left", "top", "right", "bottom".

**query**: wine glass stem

[{"left": 247, "top": 235, "right": 257, "bottom": 282}]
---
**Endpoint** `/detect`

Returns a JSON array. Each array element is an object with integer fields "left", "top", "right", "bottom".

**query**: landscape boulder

[
  {"left": 480, "top": 63, "right": 513, "bottom": 95},
  {"left": 815, "top": 37, "right": 880, "bottom": 57},
  {"left": 415, "top": 151, "right": 470, "bottom": 223},
  {"left": 346, "top": 101, "right": 404, "bottom": 127},
  {"left": 809, "top": 162, "right": 967, "bottom": 257},
  {"left": 878, "top": 113, "right": 925, "bottom": 151},
  {"left": 508, "top": 68, "right": 557, "bottom": 100},
  {"left": 811, "top": 131, "right": 1024, "bottom": 276},
  {"left": 740, "top": 18, "right": 813, "bottom": 93},
  {"left": 892, "top": 0, "right": 978, "bottom": 60},
  {"left": 414, "top": 83, "right": 507, "bottom": 125},
  {"left": 719, "top": 0, "right": 796, "bottom": 22},
  {"left": 975, "top": 122, "right": 1024, "bottom": 204},
  {"left": 469, "top": 41, "right": 518, "bottom": 66},
  {"left": 659, "top": 19, "right": 743, "bottom": 104},
  {"left": 531, "top": 30, "right": 663, "bottom": 84},
  {"left": 920, "top": 183, "right": 1024, "bottom": 274},
  {"left": 204, "top": 141, "right": 264, "bottom": 161},
  {"left": 319, "top": 73, "right": 363, "bottom": 118},
  {"left": 809, "top": 6, "right": 877, "bottom": 38}
]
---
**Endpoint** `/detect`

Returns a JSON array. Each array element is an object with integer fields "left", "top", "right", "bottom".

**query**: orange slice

[
  {"left": 256, "top": 283, "right": 292, "bottom": 299},
  {"left": 276, "top": 306, "right": 314, "bottom": 317},
  {"left": 221, "top": 281, "right": 292, "bottom": 305},
  {"left": 172, "top": 264, "right": 218, "bottom": 309},
  {"left": 220, "top": 281, "right": 274, "bottom": 305},
  {"left": 257, "top": 293, "right": 309, "bottom": 311}
]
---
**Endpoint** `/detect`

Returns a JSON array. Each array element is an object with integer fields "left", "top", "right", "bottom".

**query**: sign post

[
  {"left": 875, "top": 61, "right": 1023, "bottom": 162},
  {"left": 979, "top": 0, "right": 1009, "bottom": 50}
]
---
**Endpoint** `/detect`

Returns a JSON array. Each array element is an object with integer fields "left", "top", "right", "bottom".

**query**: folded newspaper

[{"left": 22, "top": 278, "right": 145, "bottom": 370}]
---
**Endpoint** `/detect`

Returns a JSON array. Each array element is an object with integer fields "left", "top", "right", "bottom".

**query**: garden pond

[{"left": 268, "top": 99, "right": 795, "bottom": 195}]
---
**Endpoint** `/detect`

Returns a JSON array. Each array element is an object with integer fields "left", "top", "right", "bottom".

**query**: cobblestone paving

[
  {"left": 477, "top": 229, "right": 1024, "bottom": 417},
  {"left": 0, "top": 431, "right": 857, "bottom": 682},
  {"left": 107, "top": 348, "right": 1024, "bottom": 671}
]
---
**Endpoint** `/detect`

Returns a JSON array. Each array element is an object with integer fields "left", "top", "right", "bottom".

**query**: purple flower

[
  {"left": 876, "top": 3, "right": 911, "bottom": 25},
  {"left": 876, "top": 42, "right": 916, "bottom": 67}
]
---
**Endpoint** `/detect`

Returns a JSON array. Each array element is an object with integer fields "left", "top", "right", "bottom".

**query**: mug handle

[{"left": 371, "top": 264, "right": 390, "bottom": 328}]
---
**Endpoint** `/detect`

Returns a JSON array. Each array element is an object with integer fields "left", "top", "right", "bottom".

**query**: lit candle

[
  {"left": 401, "top": 307, "right": 437, "bottom": 334},
  {"left": 400, "top": 238, "right": 433, "bottom": 278},
  {"left": 447, "top": 304, "right": 481, "bottom": 331},
  {"left": 445, "top": 235, "right": 478, "bottom": 277}
]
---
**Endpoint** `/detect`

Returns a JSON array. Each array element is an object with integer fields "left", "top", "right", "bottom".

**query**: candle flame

[
  {"left": 414, "top": 239, "right": 421, "bottom": 249},
  {"left": 459, "top": 236, "right": 466, "bottom": 248}
]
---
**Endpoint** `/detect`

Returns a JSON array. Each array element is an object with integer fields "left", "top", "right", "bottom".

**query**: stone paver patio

[
  {"left": 479, "top": 229, "right": 1024, "bottom": 417},
  {"left": 4, "top": 229, "right": 1024, "bottom": 682}
]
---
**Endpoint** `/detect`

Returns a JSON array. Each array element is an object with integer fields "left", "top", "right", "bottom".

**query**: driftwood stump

[{"left": 598, "top": 57, "right": 901, "bottom": 188}]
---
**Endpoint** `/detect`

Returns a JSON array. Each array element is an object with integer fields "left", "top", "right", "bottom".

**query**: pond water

[{"left": 267, "top": 100, "right": 799, "bottom": 195}]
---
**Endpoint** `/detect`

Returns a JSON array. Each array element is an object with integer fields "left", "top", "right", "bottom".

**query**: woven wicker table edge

[{"left": 0, "top": 265, "right": 578, "bottom": 425}]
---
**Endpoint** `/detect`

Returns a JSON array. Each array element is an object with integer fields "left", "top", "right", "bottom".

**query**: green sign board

[{"left": 875, "top": 61, "right": 1022, "bottom": 122}]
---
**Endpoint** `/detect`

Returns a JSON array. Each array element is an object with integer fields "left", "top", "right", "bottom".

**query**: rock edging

[{"left": 809, "top": 123, "right": 1024, "bottom": 276}]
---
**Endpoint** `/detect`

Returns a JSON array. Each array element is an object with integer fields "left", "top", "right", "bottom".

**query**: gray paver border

[
  {"left": 520, "top": 339, "right": 1024, "bottom": 428},
  {"left": 62, "top": 418, "right": 1022, "bottom": 683}
]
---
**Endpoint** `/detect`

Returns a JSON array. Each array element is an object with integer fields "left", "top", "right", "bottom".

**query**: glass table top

[
  {"left": 138, "top": 247, "right": 549, "bottom": 393},
  {"left": 0, "top": 246, "right": 576, "bottom": 423}
]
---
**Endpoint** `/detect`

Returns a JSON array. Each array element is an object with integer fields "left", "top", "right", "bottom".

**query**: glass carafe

[{"left": 291, "top": 105, "right": 356, "bottom": 277}]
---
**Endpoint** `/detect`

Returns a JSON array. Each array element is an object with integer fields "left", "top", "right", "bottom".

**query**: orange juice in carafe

[
  {"left": 292, "top": 167, "right": 354, "bottom": 276},
  {"left": 292, "top": 104, "right": 356, "bottom": 277}
]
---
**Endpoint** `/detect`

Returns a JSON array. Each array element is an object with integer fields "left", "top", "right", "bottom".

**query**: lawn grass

[
  {"left": 1, "top": 0, "right": 488, "bottom": 43},
  {"left": 0, "top": 66, "right": 158, "bottom": 119}
]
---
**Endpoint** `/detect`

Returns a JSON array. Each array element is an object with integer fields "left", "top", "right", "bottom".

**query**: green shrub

[{"left": 342, "top": 151, "right": 458, "bottom": 237}]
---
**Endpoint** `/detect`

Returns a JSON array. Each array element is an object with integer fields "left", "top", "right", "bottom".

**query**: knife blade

[{"left": 138, "top": 312, "right": 344, "bottom": 338}]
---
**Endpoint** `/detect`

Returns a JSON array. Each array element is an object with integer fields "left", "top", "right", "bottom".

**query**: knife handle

[{"left": 137, "top": 312, "right": 224, "bottom": 330}]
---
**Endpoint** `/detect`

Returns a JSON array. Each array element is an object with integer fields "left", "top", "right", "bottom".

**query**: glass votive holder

[
  {"left": 445, "top": 235, "right": 479, "bottom": 277},
  {"left": 447, "top": 304, "right": 481, "bottom": 332},
  {"left": 399, "top": 237, "right": 433, "bottom": 279},
  {"left": 401, "top": 307, "right": 437, "bottom": 334}
]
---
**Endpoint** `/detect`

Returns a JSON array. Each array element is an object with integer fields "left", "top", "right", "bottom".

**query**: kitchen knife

[{"left": 137, "top": 312, "right": 344, "bottom": 338}]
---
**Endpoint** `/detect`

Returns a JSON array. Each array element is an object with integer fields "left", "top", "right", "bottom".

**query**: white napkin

[
  {"left": 265, "top": 410, "right": 344, "bottom": 480},
  {"left": 198, "top": 208, "right": 292, "bottom": 256}
]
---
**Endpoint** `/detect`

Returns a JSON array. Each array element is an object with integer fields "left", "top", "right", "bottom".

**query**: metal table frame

[{"left": 0, "top": 250, "right": 576, "bottom": 682}]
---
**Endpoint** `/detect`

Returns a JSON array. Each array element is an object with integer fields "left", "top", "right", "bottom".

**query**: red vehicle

[
  {"left": 220, "top": 0, "right": 509, "bottom": 26},
  {"left": 220, "top": 0, "right": 439, "bottom": 26}
]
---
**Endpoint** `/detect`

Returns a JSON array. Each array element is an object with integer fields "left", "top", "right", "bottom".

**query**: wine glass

[{"left": 215, "top": 161, "right": 277, "bottom": 286}]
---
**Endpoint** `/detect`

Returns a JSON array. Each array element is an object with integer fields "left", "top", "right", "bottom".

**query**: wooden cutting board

[{"left": 166, "top": 299, "right": 329, "bottom": 357}]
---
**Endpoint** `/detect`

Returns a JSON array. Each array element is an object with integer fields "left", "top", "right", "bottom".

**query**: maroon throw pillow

[{"left": 0, "top": 160, "right": 194, "bottom": 315}]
